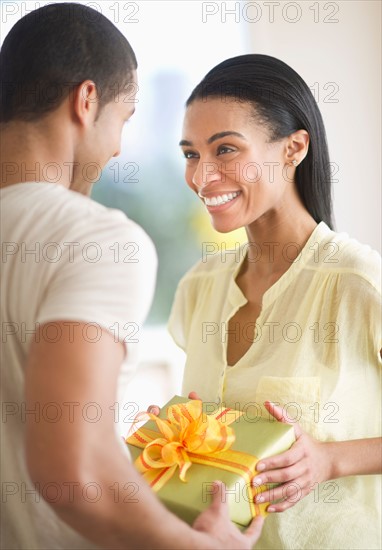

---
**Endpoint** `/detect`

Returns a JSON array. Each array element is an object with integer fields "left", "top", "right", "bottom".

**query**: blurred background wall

[{"left": 2, "top": 1, "right": 380, "bottom": 432}]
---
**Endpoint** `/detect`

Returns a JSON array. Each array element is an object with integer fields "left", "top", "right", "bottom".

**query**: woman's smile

[{"left": 198, "top": 190, "right": 241, "bottom": 209}]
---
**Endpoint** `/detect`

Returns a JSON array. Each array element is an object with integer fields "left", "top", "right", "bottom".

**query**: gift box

[{"left": 126, "top": 395, "right": 295, "bottom": 529}]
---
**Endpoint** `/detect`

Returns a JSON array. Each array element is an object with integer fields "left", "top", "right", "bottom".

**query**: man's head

[
  {"left": 0, "top": 3, "right": 138, "bottom": 193},
  {"left": 0, "top": 2, "right": 137, "bottom": 123}
]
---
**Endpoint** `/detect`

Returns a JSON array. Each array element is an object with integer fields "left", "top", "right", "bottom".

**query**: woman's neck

[{"left": 242, "top": 196, "right": 318, "bottom": 279}]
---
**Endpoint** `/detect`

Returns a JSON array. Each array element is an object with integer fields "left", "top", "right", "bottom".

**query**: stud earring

[{"left": 292, "top": 159, "right": 298, "bottom": 167}]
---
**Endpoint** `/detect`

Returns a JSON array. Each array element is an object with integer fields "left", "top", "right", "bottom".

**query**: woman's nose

[{"left": 192, "top": 160, "right": 221, "bottom": 188}]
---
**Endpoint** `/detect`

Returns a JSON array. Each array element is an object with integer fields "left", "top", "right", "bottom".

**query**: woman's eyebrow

[
  {"left": 207, "top": 131, "right": 247, "bottom": 143},
  {"left": 179, "top": 131, "right": 247, "bottom": 147}
]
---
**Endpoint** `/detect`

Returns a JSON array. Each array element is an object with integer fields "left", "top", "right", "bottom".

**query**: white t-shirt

[{"left": 0, "top": 182, "right": 157, "bottom": 549}]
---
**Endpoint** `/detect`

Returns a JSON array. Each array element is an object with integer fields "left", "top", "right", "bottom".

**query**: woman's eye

[
  {"left": 217, "top": 145, "right": 235, "bottom": 155},
  {"left": 183, "top": 150, "right": 199, "bottom": 159}
]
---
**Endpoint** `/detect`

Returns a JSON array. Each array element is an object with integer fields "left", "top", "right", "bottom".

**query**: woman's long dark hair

[{"left": 187, "top": 54, "right": 334, "bottom": 229}]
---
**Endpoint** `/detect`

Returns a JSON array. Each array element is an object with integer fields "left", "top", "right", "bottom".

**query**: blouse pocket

[{"left": 254, "top": 376, "right": 322, "bottom": 439}]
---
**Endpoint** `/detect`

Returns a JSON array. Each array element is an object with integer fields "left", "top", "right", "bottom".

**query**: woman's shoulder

[
  {"left": 178, "top": 244, "right": 243, "bottom": 286},
  {"left": 314, "top": 223, "right": 381, "bottom": 293}
]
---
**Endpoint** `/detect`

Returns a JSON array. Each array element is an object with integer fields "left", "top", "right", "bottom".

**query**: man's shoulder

[
  {"left": 2, "top": 182, "right": 147, "bottom": 239},
  {"left": 1, "top": 182, "right": 157, "bottom": 268}
]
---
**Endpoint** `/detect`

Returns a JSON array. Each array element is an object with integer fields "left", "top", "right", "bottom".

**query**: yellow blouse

[{"left": 169, "top": 222, "right": 381, "bottom": 549}]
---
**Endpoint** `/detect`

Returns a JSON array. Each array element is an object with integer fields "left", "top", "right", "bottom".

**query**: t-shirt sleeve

[{"left": 36, "top": 209, "right": 157, "bottom": 356}]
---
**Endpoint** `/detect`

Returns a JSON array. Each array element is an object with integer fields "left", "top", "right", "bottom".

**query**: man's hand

[{"left": 194, "top": 481, "right": 264, "bottom": 549}]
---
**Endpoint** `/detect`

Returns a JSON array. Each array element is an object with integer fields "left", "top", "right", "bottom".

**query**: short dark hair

[
  {"left": 187, "top": 54, "right": 334, "bottom": 229},
  {"left": 0, "top": 2, "right": 137, "bottom": 123}
]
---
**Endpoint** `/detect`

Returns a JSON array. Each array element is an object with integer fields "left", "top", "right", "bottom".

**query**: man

[{"left": 0, "top": 3, "right": 263, "bottom": 549}]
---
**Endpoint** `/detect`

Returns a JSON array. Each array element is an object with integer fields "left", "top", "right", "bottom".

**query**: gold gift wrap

[{"left": 126, "top": 395, "right": 295, "bottom": 528}]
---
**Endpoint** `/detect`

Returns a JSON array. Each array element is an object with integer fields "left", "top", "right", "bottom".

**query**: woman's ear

[
  {"left": 72, "top": 80, "right": 99, "bottom": 127},
  {"left": 285, "top": 129, "right": 310, "bottom": 165}
]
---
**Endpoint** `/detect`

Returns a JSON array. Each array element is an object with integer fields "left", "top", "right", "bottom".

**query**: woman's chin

[{"left": 210, "top": 220, "right": 243, "bottom": 234}]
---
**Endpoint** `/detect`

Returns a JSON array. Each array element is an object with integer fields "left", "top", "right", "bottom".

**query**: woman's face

[{"left": 180, "top": 97, "right": 296, "bottom": 233}]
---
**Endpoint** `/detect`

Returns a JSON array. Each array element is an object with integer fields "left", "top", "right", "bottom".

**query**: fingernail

[
  {"left": 256, "top": 496, "right": 264, "bottom": 503},
  {"left": 267, "top": 507, "right": 275, "bottom": 513},
  {"left": 257, "top": 463, "right": 265, "bottom": 471},
  {"left": 253, "top": 477, "right": 262, "bottom": 486}
]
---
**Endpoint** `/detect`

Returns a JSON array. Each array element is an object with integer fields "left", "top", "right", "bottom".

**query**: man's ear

[
  {"left": 284, "top": 129, "right": 310, "bottom": 165},
  {"left": 72, "top": 80, "right": 99, "bottom": 126}
]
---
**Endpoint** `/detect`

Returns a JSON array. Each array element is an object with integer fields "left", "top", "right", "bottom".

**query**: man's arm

[{"left": 25, "top": 321, "right": 263, "bottom": 550}]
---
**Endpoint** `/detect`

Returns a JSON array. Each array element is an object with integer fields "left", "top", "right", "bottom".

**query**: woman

[{"left": 168, "top": 54, "right": 381, "bottom": 549}]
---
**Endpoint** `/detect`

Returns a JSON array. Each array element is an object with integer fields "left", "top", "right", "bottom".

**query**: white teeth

[{"left": 204, "top": 192, "right": 239, "bottom": 207}]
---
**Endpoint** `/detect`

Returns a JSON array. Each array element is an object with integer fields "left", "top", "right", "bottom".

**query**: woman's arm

[
  {"left": 251, "top": 402, "right": 382, "bottom": 513},
  {"left": 326, "top": 437, "right": 381, "bottom": 477}
]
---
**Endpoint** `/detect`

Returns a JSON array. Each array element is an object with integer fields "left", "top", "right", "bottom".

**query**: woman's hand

[
  {"left": 252, "top": 401, "right": 334, "bottom": 513},
  {"left": 188, "top": 391, "right": 201, "bottom": 400},
  {"left": 147, "top": 392, "right": 201, "bottom": 416},
  {"left": 147, "top": 404, "right": 160, "bottom": 416}
]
